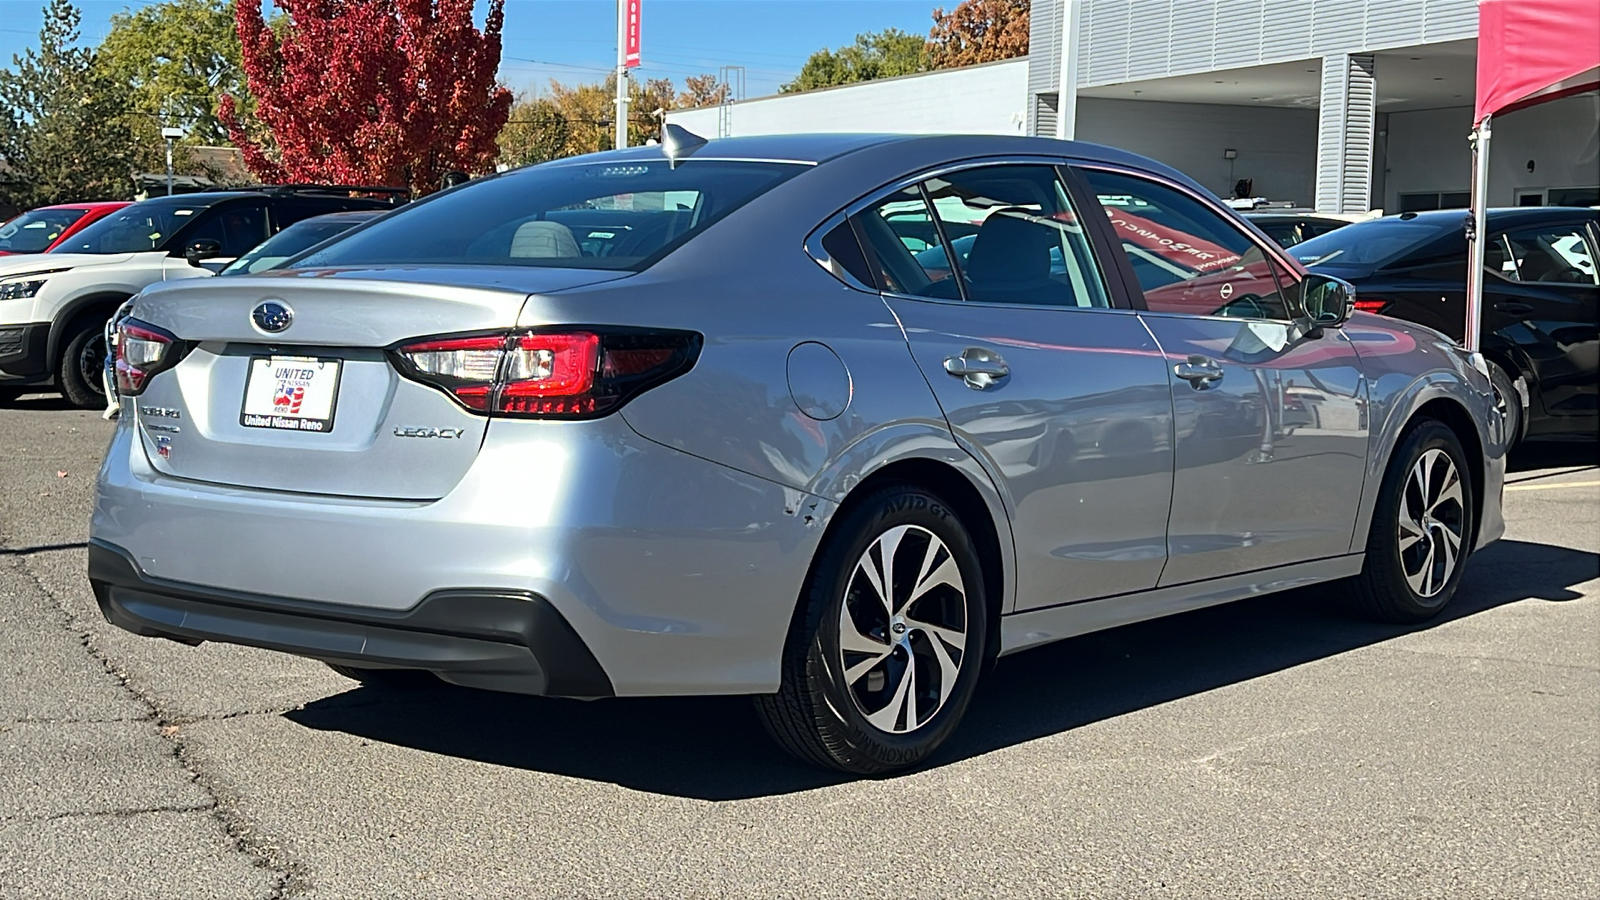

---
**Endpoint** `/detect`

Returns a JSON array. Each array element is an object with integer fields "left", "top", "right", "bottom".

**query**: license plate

[{"left": 240, "top": 356, "right": 342, "bottom": 433}]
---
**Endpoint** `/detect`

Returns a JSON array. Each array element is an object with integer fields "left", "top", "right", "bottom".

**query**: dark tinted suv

[{"left": 0, "top": 186, "right": 402, "bottom": 408}]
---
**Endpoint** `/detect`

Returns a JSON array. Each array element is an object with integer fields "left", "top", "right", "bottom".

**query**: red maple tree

[{"left": 220, "top": 0, "right": 514, "bottom": 193}]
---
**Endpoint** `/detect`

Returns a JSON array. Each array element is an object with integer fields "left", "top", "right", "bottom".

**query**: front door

[
  {"left": 1076, "top": 166, "right": 1371, "bottom": 586},
  {"left": 850, "top": 163, "right": 1175, "bottom": 610}
]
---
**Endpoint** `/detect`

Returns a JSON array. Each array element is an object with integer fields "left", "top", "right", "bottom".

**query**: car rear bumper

[
  {"left": 89, "top": 540, "right": 614, "bottom": 697},
  {"left": 90, "top": 415, "right": 833, "bottom": 696}
]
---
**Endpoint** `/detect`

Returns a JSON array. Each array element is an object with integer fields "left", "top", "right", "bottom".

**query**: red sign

[{"left": 625, "top": 0, "right": 641, "bottom": 68}]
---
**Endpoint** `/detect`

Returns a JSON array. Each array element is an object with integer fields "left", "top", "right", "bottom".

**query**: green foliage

[
  {"left": 0, "top": 0, "right": 138, "bottom": 209},
  {"left": 780, "top": 29, "right": 929, "bottom": 93},
  {"left": 96, "top": 0, "right": 249, "bottom": 147}
]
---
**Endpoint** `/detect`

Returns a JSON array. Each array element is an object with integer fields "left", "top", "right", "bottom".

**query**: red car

[{"left": 0, "top": 201, "right": 131, "bottom": 255}]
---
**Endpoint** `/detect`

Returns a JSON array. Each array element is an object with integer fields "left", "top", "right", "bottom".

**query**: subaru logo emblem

[{"left": 251, "top": 301, "right": 293, "bottom": 334}]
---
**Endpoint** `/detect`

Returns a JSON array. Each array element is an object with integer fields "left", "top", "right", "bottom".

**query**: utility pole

[{"left": 614, "top": 0, "right": 630, "bottom": 149}]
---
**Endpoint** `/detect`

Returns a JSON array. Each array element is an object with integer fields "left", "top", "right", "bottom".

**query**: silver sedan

[{"left": 90, "top": 131, "right": 1506, "bottom": 774}]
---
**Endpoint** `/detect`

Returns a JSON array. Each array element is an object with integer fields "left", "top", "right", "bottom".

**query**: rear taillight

[
  {"left": 115, "top": 319, "right": 183, "bottom": 396},
  {"left": 390, "top": 328, "right": 701, "bottom": 419},
  {"left": 1353, "top": 298, "right": 1390, "bottom": 315}
]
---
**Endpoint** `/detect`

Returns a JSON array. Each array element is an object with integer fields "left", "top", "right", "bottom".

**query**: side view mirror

[
  {"left": 1302, "top": 272, "right": 1355, "bottom": 331},
  {"left": 184, "top": 238, "right": 222, "bottom": 266}
]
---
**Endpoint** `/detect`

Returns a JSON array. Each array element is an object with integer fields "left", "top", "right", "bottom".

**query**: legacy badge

[{"left": 393, "top": 427, "right": 466, "bottom": 439}]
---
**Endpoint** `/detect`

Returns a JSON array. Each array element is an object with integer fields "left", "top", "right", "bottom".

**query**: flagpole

[
  {"left": 614, "top": 0, "right": 629, "bottom": 149},
  {"left": 1464, "top": 113, "right": 1491, "bottom": 353}
]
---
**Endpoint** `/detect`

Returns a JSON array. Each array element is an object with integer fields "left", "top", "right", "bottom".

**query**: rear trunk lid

[{"left": 127, "top": 267, "right": 628, "bottom": 499}]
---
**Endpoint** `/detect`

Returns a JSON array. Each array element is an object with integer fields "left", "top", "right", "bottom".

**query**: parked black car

[
  {"left": 1242, "top": 211, "right": 1354, "bottom": 248},
  {"left": 1293, "top": 207, "right": 1599, "bottom": 445}
]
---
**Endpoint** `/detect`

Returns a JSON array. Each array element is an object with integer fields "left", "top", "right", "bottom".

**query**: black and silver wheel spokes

[
  {"left": 1398, "top": 448, "right": 1465, "bottom": 598},
  {"left": 838, "top": 524, "right": 967, "bottom": 734}
]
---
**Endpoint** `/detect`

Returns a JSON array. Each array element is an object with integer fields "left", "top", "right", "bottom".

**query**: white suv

[{"left": 0, "top": 188, "right": 395, "bottom": 407}]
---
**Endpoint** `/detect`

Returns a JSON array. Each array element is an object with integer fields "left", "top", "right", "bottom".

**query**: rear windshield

[
  {"left": 0, "top": 208, "right": 86, "bottom": 253},
  {"left": 1291, "top": 215, "right": 1457, "bottom": 269},
  {"left": 293, "top": 159, "right": 805, "bottom": 271}
]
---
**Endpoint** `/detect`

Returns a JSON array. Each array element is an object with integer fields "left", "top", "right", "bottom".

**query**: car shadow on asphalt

[
  {"left": 286, "top": 536, "right": 1597, "bottom": 800},
  {"left": 1509, "top": 440, "right": 1598, "bottom": 473}
]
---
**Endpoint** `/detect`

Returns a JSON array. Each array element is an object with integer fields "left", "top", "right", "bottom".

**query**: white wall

[
  {"left": 1077, "top": 98, "right": 1319, "bottom": 204},
  {"left": 1384, "top": 92, "right": 1600, "bottom": 209},
  {"left": 668, "top": 59, "right": 1029, "bottom": 138}
]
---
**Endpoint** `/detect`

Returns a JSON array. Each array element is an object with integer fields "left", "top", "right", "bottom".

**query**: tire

[
  {"left": 1341, "top": 420, "right": 1475, "bottom": 623},
  {"left": 1486, "top": 361, "right": 1525, "bottom": 447},
  {"left": 325, "top": 663, "right": 439, "bottom": 688},
  {"left": 755, "top": 484, "right": 988, "bottom": 775},
  {"left": 56, "top": 321, "right": 109, "bottom": 409}
]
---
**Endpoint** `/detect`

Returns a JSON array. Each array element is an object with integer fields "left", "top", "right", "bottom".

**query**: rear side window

[
  {"left": 849, "top": 164, "right": 1111, "bottom": 308},
  {"left": 294, "top": 160, "right": 804, "bottom": 271},
  {"left": 1495, "top": 224, "right": 1599, "bottom": 285}
]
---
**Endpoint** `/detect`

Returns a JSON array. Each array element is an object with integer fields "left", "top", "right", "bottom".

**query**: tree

[
  {"left": 780, "top": 29, "right": 928, "bottom": 93},
  {"left": 0, "top": 0, "right": 138, "bottom": 209},
  {"left": 497, "top": 73, "right": 723, "bottom": 169},
  {"left": 96, "top": 0, "right": 248, "bottom": 146},
  {"left": 221, "top": 0, "right": 515, "bottom": 193},
  {"left": 678, "top": 74, "right": 729, "bottom": 109},
  {"left": 927, "top": 0, "right": 1030, "bottom": 69}
]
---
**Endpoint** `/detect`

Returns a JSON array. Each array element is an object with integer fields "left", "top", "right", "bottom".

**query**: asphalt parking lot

[{"left": 1, "top": 394, "right": 1595, "bottom": 899}]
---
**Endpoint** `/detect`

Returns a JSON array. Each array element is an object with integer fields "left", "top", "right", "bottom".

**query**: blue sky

[{"left": 0, "top": 0, "right": 937, "bottom": 98}]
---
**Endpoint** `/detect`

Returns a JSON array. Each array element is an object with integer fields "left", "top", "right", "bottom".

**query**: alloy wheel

[
  {"left": 78, "top": 333, "right": 107, "bottom": 398},
  {"left": 1398, "top": 448, "right": 1466, "bottom": 598},
  {"left": 837, "top": 524, "right": 968, "bottom": 734}
]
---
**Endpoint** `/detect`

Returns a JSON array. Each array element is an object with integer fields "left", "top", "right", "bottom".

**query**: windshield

[
  {"left": 293, "top": 159, "right": 805, "bottom": 271},
  {"left": 0, "top": 208, "right": 87, "bottom": 253},
  {"left": 1292, "top": 216, "right": 1455, "bottom": 269},
  {"left": 222, "top": 216, "right": 373, "bottom": 275},
  {"left": 52, "top": 201, "right": 211, "bottom": 254}
]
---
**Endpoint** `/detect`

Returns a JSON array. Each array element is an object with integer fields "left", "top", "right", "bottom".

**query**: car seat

[
  {"left": 510, "top": 220, "right": 581, "bottom": 259},
  {"left": 963, "top": 210, "right": 1071, "bottom": 305}
]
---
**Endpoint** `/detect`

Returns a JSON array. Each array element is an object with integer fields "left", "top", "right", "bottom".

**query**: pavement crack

[
  {"left": 2, "top": 548, "right": 312, "bottom": 898},
  {"left": 10, "top": 802, "right": 219, "bottom": 823}
]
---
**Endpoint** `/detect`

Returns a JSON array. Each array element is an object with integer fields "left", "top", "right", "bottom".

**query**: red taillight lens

[
  {"left": 115, "top": 320, "right": 178, "bottom": 396},
  {"left": 391, "top": 328, "right": 699, "bottom": 419},
  {"left": 1353, "top": 298, "right": 1390, "bottom": 314}
]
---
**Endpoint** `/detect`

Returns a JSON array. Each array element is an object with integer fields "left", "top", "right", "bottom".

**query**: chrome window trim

[
  {"left": 805, "top": 155, "right": 1129, "bottom": 311},
  {"left": 803, "top": 210, "right": 878, "bottom": 294},
  {"left": 1071, "top": 161, "right": 1312, "bottom": 322}
]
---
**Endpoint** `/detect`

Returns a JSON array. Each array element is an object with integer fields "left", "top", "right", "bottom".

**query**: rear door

[
  {"left": 1489, "top": 218, "right": 1600, "bottom": 430},
  {"left": 1075, "top": 165, "right": 1370, "bottom": 586},
  {"left": 851, "top": 162, "right": 1175, "bottom": 611}
]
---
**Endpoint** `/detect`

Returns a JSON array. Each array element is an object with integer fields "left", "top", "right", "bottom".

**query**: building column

[{"left": 1314, "top": 53, "right": 1376, "bottom": 213}]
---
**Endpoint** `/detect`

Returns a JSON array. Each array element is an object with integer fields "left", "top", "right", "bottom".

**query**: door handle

[
  {"left": 1494, "top": 301, "right": 1533, "bottom": 316},
  {"left": 1174, "top": 355, "right": 1225, "bottom": 389},
  {"left": 944, "top": 348, "right": 1009, "bottom": 390}
]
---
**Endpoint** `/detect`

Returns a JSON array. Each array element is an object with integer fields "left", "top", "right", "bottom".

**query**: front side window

[
  {"left": 1495, "top": 224, "right": 1599, "bottom": 285},
  {"left": 180, "top": 203, "right": 269, "bottom": 258},
  {"left": 293, "top": 160, "right": 803, "bottom": 271},
  {"left": 851, "top": 164, "right": 1111, "bottom": 308},
  {"left": 1080, "top": 168, "right": 1297, "bottom": 319}
]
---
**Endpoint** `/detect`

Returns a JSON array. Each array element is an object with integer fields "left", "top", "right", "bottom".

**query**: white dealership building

[{"left": 667, "top": 0, "right": 1598, "bottom": 214}]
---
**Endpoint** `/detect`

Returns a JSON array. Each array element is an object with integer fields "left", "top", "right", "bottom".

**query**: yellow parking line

[{"left": 1505, "top": 479, "right": 1600, "bottom": 492}]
